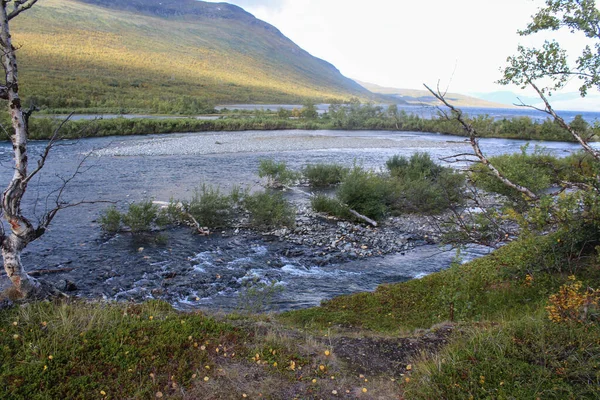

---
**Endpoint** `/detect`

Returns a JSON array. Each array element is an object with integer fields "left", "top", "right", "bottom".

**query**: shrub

[
  {"left": 385, "top": 153, "right": 464, "bottom": 215},
  {"left": 98, "top": 206, "right": 121, "bottom": 233},
  {"left": 243, "top": 190, "right": 295, "bottom": 229},
  {"left": 336, "top": 165, "right": 393, "bottom": 220},
  {"left": 546, "top": 276, "right": 600, "bottom": 323},
  {"left": 387, "top": 152, "right": 444, "bottom": 180},
  {"left": 122, "top": 200, "right": 159, "bottom": 233},
  {"left": 392, "top": 169, "right": 465, "bottom": 214},
  {"left": 310, "top": 194, "right": 352, "bottom": 219},
  {"left": 302, "top": 163, "right": 348, "bottom": 187},
  {"left": 237, "top": 279, "right": 285, "bottom": 314},
  {"left": 470, "top": 145, "right": 561, "bottom": 208},
  {"left": 185, "top": 185, "right": 233, "bottom": 228},
  {"left": 257, "top": 159, "right": 299, "bottom": 187}
]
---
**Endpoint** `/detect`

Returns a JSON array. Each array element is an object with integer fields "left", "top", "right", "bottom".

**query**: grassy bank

[
  {"left": 21, "top": 110, "right": 594, "bottom": 142},
  {"left": 2, "top": 229, "right": 599, "bottom": 398}
]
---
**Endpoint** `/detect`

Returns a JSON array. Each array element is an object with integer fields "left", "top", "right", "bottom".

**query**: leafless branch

[
  {"left": 24, "top": 112, "right": 74, "bottom": 184},
  {"left": 424, "top": 83, "right": 539, "bottom": 201},
  {"left": 7, "top": 0, "right": 38, "bottom": 20},
  {"left": 526, "top": 79, "right": 600, "bottom": 161},
  {"left": 38, "top": 151, "right": 95, "bottom": 232}
]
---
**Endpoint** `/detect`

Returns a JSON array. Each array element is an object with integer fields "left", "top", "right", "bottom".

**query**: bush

[
  {"left": 243, "top": 190, "right": 295, "bottom": 229},
  {"left": 336, "top": 165, "right": 393, "bottom": 220},
  {"left": 122, "top": 201, "right": 159, "bottom": 233},
  {"left": 393, "top": 169, "right": 465, "bottom": 214},
  {"left": 257, "top": 159, "right": 299, "bottom": 187},
  {"left": 470, "top": 145, "right": 561, "bottom": 208},
  {"left": 98, "top": 206, "right": 121, "bottom": 233},
  {"left": 385, "top": 153, "right": 464, "bottom": 214},
  {"left": 185, "top": 185, "right": 233, "bottom": 228},
  {"left": 302, "top": 163, "right": 348, "bottom": 187},
  {"left": 386, "top": 152, "right": 444, "bottom": 180},
  {"left": 310, "top": 194, "right": 352, "bottom": 219}
]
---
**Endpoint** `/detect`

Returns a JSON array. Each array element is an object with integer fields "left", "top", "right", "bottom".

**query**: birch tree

[
  {"left": 0, "top": 0, "right": 51, "bottom": 297},
  {"left": 426, "top": 0, "right": 600, "bottom": 247}
]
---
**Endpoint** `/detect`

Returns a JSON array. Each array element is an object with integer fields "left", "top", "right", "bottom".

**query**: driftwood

[
  {"left": 152, "top": 201, "right": 210, "bottom": 235},
  {"left": 283, "top": 185, "right": 378, "bottom": 227},
  {"left": 29, "top": 267, "right": 75, "bottom": 277}
]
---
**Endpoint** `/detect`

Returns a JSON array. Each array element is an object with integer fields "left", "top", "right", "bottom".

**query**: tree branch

[
  {"left": 24, "top": 112, "right": 74, "bottom": 184},
  {"left": 527, "top": 78, "right": 600, "bottom": 161},
  {"left": 423, "top": 83, "right": 539, "bottom": 201},
  {"left": 7, "top": 0, "right": 38, "bottom": 20}
]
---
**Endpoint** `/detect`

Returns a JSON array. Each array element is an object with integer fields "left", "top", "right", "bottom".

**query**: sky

[{"left": 205, "top": 0, "right": 597, "bottom": 109}]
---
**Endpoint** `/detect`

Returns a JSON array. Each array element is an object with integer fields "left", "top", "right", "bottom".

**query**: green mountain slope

[
  {"left": 11, "top": 0, "right": 372, "bottom": 112},
  {"left": 357, "top": 81, "right": 514, "bottom": 109}
]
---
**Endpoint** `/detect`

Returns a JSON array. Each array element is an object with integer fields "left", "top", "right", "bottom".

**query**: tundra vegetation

[
  {"left": 4, "top": 1, "right": 600, "bottom": 399},
  {"left": 10, "top": 100, "right": 597, "bottom": 142}
]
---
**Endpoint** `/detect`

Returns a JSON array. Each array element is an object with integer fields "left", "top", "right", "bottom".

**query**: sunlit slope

[{"left": 12, "top": 0, "right": 372, "bottom": 110}]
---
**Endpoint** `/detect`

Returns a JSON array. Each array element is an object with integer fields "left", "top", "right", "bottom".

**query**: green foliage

[
  {"left": 122, "top": 200, "right": 159, "bottom": 233},
  {"left": 387, "top": 153, "right": 465, "bottom": 214},
  {"left": 302, "top": 163, "right": 348, "bottom": 187},
  {"left": 404, "top": 314, "right": 600, "bottom": 399},
  {"left": 500, "top": 0, "right": 600, "bottom": 96},
  {"left": 237, "top": 279, "right": 285, "bottom": 314},
  {"left": 243, "top": 190, "right": 295, "bottom": 230},
  {"left": 257, "top": 159, "right": 300, "bottom": 188},
  {"left": 98, "top": 206, "right": 121, "bottom": 233},
  {"left": 0, "top": 301, "right": 239, "bottom": 400},
  {"left": 310, "top": 194, "right": 352, "bottom": 220},
  {"left": 300, "top": 101, "right": 318, "bottom": 119},
  {"left": 470, "top": 145, "right": 561, "bottom": 208},
  {"left": 336, "top": 165, "right": 393, "bottom": 220},
  {"left": 185, "top": 185, "right": 233, "bottom": 228}
]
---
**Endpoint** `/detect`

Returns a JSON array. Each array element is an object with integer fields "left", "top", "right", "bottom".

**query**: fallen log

[
  {"left": 152, "top": 201, "right": 210, "bottom": 235},
  {"left": 282, "top": 185, "right": 377, "bottom": 227},
  {"left": 29, "top": 267, "right": 75, "bottom": 277}
]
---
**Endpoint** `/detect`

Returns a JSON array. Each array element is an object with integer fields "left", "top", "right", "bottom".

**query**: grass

[
  {"left": 0, "top": 300, "right": 241, "bottom": 399},
  {"left": 404, "top": 314, "right": 600, "bottom": 399}
]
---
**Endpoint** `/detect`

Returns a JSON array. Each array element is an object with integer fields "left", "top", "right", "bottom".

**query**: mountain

[
  {"left": 11, "top": 0, "right": 373, "bottom": 111},
  {"left": 358, "top": 81, "right": 513, "bottom": 109}
]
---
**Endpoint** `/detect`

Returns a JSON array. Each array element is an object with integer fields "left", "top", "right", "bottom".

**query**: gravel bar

[{"left": 96, "top": 130, "right": 469, "bottom": 157}]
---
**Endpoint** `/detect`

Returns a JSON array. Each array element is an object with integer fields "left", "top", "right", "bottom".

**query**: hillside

[
  {"left": 358, "top": 80, "right": 514, "bottom": 109},
  {"left": 10, "top": 0, "right": 373, "bottom": 112}
]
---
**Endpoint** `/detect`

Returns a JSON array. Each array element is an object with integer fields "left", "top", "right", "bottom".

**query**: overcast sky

[{"left": 205, "top": 0, "right": 595, "bottom": 106}]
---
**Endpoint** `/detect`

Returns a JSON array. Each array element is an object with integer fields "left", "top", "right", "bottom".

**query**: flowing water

[{"left": 0, "top": 129, "right": 595, "bottom": 311}]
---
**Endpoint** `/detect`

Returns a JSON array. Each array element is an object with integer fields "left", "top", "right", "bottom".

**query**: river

[{"left": 0, "top": 129, "right": 595, "bottom": 311}]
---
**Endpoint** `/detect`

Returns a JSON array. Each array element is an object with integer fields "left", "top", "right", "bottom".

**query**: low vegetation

[
  {"left": 243, "top": 190, "right": 296, "bottom": 230},
  {"left": 8, "top": 97, "right": 596, "bottom": 143},
  {"left": 307, "top": 154, "right": 465, "bottom": 221},
  {"left": 302, "top": 163, "right": 349, "bottom": 188},
  {"left": 99, "top": 184, "right": 295, "bottom": 235},
  {"left": 257, "top": 159, "right": 299, "bottom": 188}
]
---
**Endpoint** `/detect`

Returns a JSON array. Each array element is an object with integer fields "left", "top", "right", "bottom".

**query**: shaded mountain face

[{"left": 11, "top": 0, "right": 372, "bottom": 110}]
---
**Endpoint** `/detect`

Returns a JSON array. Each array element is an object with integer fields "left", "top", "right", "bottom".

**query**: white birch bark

[{"left": 0, "top": 0, "right": 41, "bottom": 296}]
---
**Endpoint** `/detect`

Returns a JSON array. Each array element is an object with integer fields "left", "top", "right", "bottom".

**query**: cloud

[{"left": 203, "top": 0, "right": 590, "bottom": 94}]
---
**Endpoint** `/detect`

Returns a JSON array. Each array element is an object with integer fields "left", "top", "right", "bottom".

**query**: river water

[{"left": 0, "top": 130, "right": 594, "bottom": 311}]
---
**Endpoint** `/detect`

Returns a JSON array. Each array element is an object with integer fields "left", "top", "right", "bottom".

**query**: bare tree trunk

[
  {"left": 0, "top": 0, "right": 41, "bottom": 297},
  {"left": 2, "top": 235, "right": 39, "bottom": 295}
]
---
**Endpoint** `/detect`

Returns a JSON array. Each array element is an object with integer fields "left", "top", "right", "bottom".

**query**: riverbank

[
  {"left": 2, "top": 231, "right": 599, "bottom": 399},
  {"left": 22, "top": 108, "right": 593, "bottom": 142}
]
